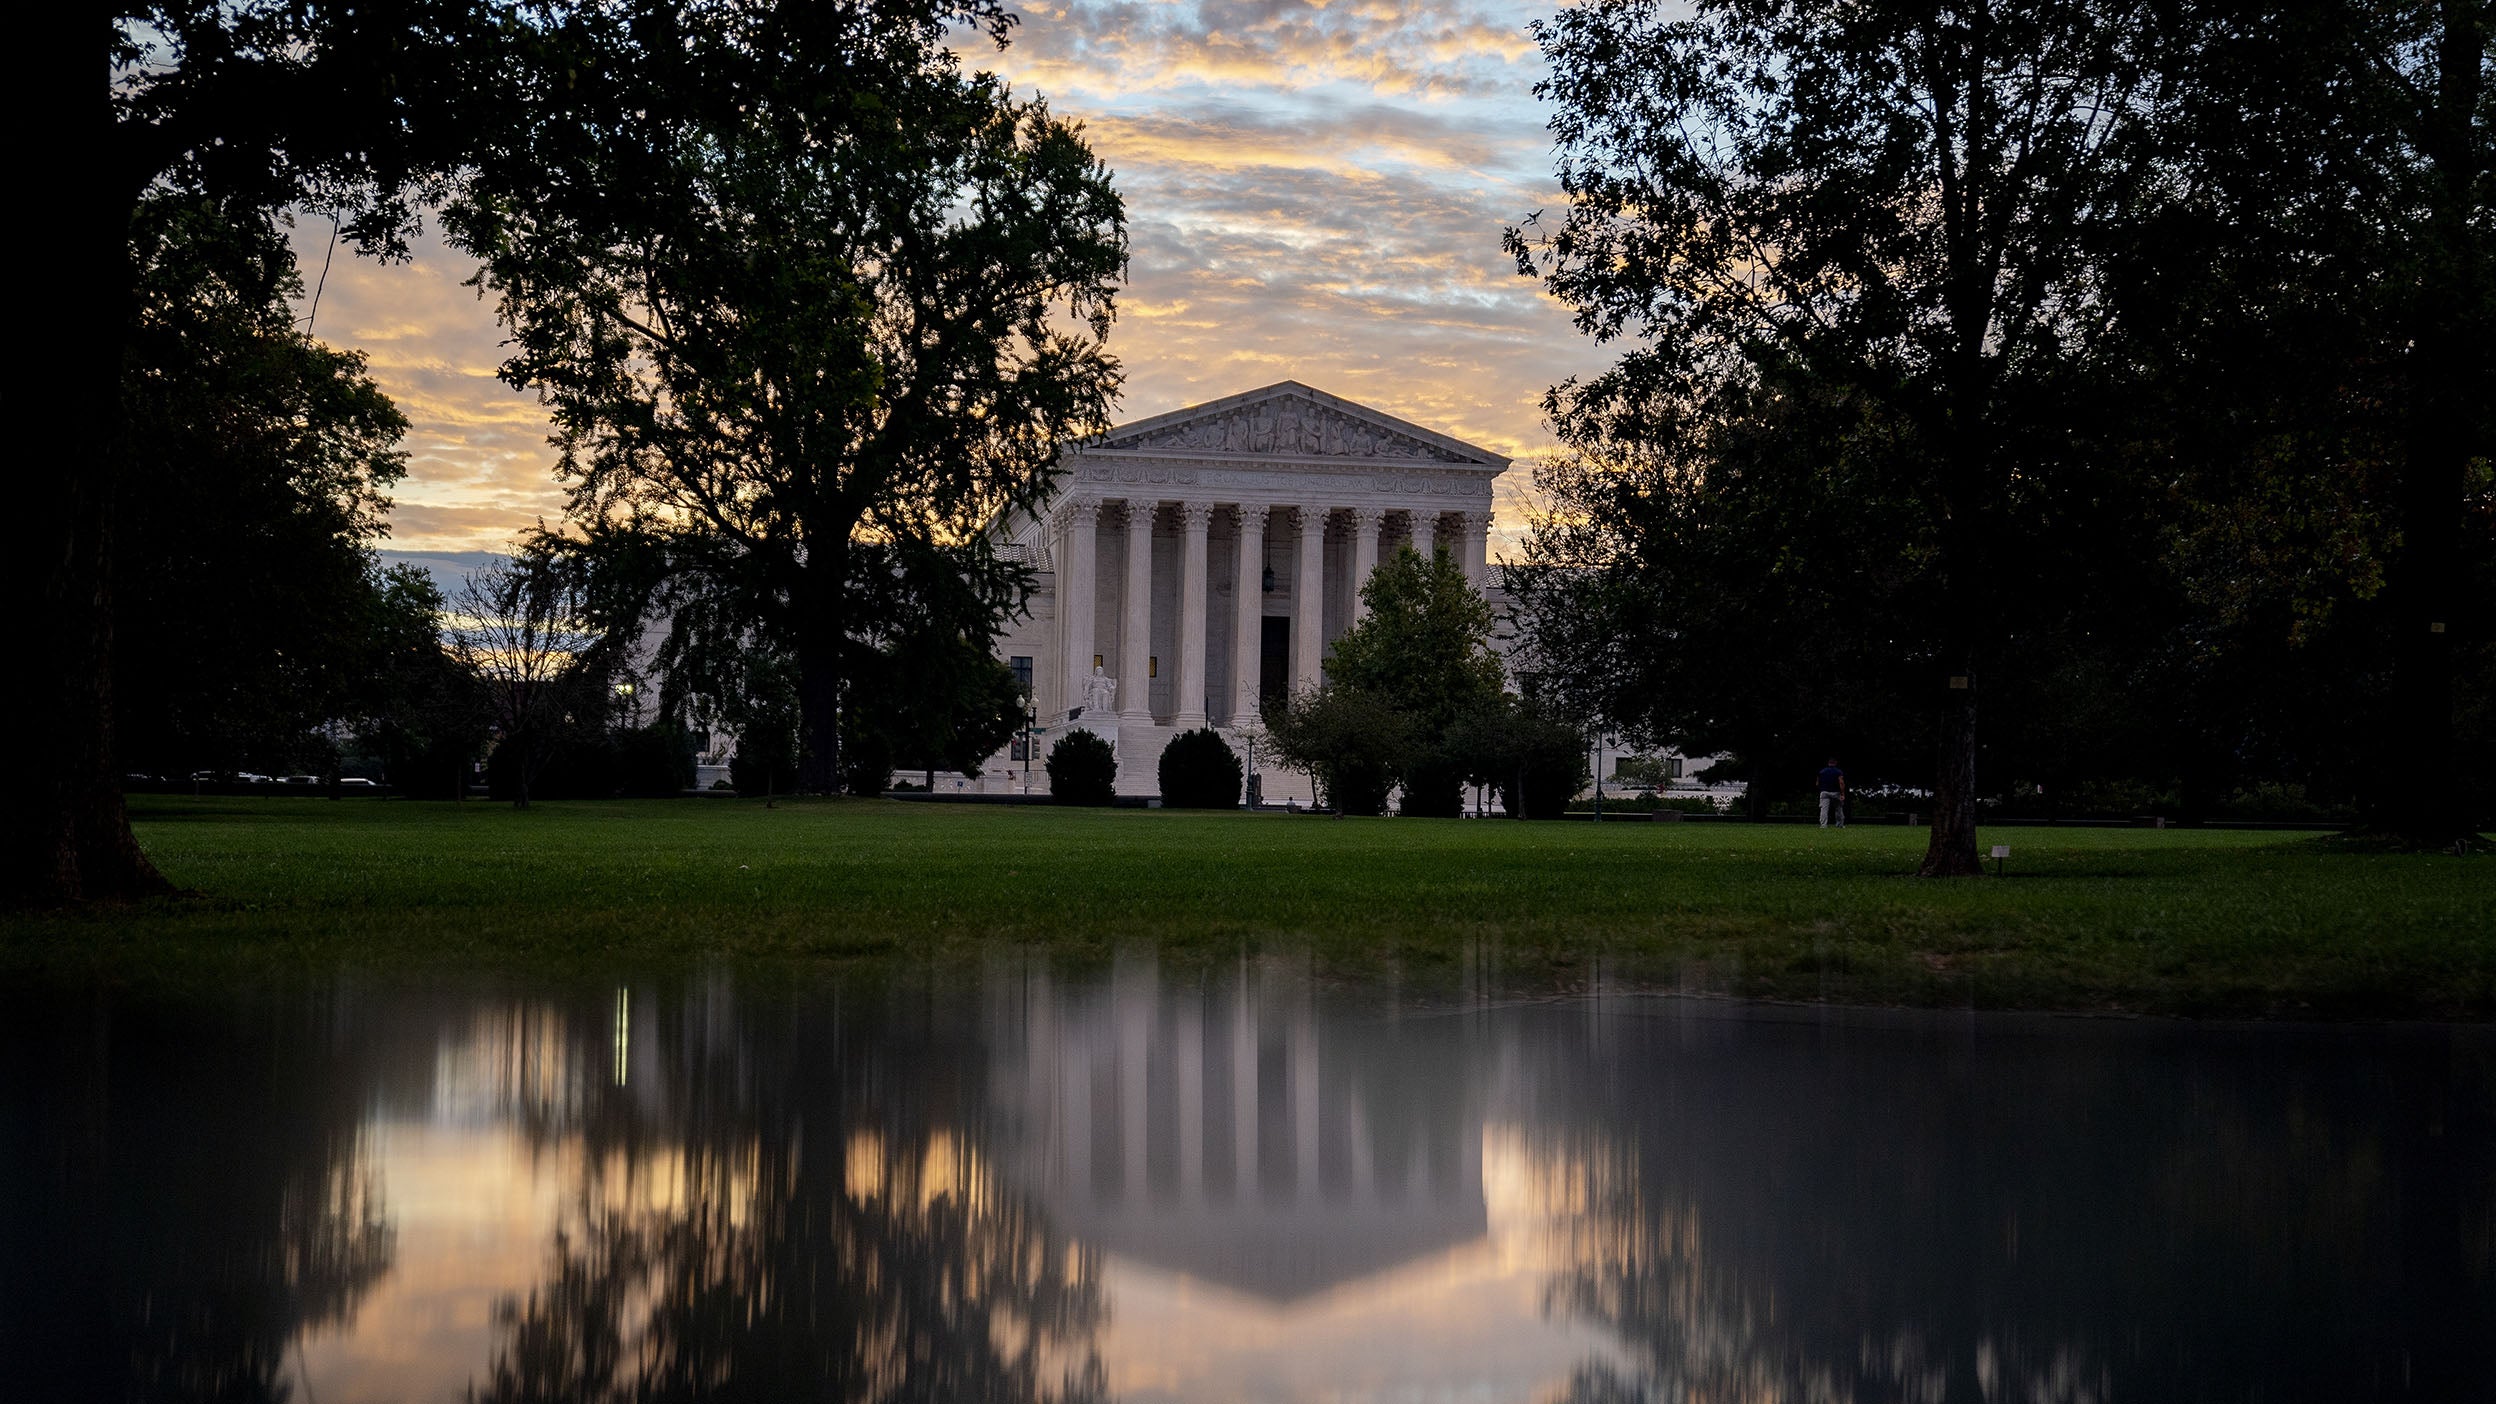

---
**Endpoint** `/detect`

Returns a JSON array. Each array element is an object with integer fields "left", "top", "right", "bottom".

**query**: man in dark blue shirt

[{"left": 1816, "top": 758, "right": 1846, "bottom": 828}]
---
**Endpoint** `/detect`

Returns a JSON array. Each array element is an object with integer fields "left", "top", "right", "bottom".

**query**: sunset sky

[{"left": 297, "top": 0, "right": 1616, "bottom": 556}]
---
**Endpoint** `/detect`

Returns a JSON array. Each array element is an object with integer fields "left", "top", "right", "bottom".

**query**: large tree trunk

[
  {"left": 795, "top": 545, "right": 849, "bottom": 796},
  {"left": 2368, "top": 0, "right": 2485, "bottom": 849},
  {"left": 10, "top": 467, "right": 171, "bottom": 904},
  {"left": 2378, "top": 342, "right": 2470, "bottom": 846},
  {"left": 1920, "top": 83, "right": 1993, "bottom": 879},
  {"left": 1921, "top": 392, "right": 1986, "bottom": 877},
  {"left": 1919, "top": 670, "right": 1984, "bottom": 876},
  {"left": 5, "top": 74, "right": 169, "bottom": 906}
]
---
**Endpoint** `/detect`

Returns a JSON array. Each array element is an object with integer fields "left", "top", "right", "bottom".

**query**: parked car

[
  {"left": 236, "top": 772, "right": 272, "bottom": 784},
  {"left": 279, "top": 775, "right": 320, "bottom": 786},
  {"left": 338, "top": 777, "right": 379, "bottom": 788}
]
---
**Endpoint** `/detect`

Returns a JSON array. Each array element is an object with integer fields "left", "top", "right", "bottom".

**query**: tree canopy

[
  {"left": 1515, "top": 0, "right": 2224, "bottom": 867},
  {"left": 1263, "top": 547, "right": 1511, "bottom": 816},
  {"left": 14, "top": 0, "right": 500, "bottom": 904},
  {"left": 114, "top": 194, "right": 425, "bottom": 780},
  {"left": 449, "top": 0, "right": 1126, "bottom": 795},
  {"left": 1511, "top": 0, "right": 2491, "bottom": 845}
]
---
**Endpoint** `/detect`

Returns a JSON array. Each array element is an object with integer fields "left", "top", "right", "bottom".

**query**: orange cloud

[{"left": 300, "top": 0, "right": 1606, "bottom": 561}]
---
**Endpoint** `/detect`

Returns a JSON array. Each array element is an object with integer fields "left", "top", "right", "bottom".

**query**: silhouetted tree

[
  {"left": 1513, "top": 0, "right": 2173, "bottom": 872},
  {"left": 2157, "top": 0, "right": 2494, "bottom": 844},
  {"left": 14, "top": 1, "right": 496, "bottom": 904},
  {"left": 448, "top": 557, "right": 606, "bottom": 808},
  {"left": 1323, "top": 547, "right": 1505, "bottom": 817},
  {"left": 1261, "top": 686, "right": 1414, "bottom": 815},
  {"left": 355, "top": 566, "right": 490, "bottom": 799},
  {"left": 114, "top": 194, "right": 419, "bottom": 781},
  {"left": 1508, "top": 364, "right": 1938, "bottom": 817},
  {"left": 447, "top": 0, "right": 1126, "bottom": 797}
]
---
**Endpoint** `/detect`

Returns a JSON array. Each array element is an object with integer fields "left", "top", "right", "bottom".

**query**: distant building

[{"left": 974, "top": 381, "right": 1509, "bottom": 801}]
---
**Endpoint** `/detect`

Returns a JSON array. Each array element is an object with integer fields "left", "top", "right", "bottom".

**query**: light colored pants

[{"left": 1819, "top": 791, "right": 1844, "bottom": 827}]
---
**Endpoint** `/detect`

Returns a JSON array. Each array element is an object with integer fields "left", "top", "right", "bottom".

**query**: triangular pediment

[{"left": 1088, "top": 381, "right": 1507, "bottom": 469}]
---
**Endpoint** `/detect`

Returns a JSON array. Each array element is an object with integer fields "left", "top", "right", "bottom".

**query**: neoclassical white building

[{"left": 968, "top": 381, "right": 1510, "bottom": 800}]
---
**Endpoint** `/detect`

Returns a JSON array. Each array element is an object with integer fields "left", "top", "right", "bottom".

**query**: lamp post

[
  {"left": 1591, "top": 731, "right": 1606, "bottom": 821},
  {"left": 1021, "top": 705, "right": 1037, "bottom": 791}
]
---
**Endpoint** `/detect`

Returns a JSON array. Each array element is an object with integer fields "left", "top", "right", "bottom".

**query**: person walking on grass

[{"left": 1816, "top": 758, "right": 1847, "bottom": 828}]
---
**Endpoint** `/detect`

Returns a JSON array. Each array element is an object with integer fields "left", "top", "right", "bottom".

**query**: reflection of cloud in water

[{"left": 296, "top": 1123, "right": 567, "bottom": 1404}]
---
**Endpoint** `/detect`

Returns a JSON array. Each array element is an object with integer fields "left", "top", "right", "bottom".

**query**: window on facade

[{"left": 1010, "top": 655, "right": 1033, "bottom": 693}]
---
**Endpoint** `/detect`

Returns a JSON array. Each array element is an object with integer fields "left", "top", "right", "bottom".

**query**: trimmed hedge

[
  {"left": 1158, "top": 728, "right": 1243, "bottom": 808},
  {"left": 1047, "top": 730, "right": 1118, "bottom": 806}
]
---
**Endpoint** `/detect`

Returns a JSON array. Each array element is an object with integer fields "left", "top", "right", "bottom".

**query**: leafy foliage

[
  {"left": 1260, "top": 688, "right": 1412, "bottom": 816},
  {"left": 18, "top": 1, "right": 507, "bottom": 903},
  {"left": 355, "top": 567, "right": 489, "bottom": 800},
  {"left": 1256, "top": 547, "right": 1509, "bottom": 816},
  {"left": 1326, "top": 548, "right": 1506, "bottom": 734},
  {"left": 1512, "top": 363, "right": 1969, "bottom": 814},
  {"left": 114, "top": 197, "right": 422, "bottom": 778},
  {"left": 1446, "top": 698, "right": 1589, "bottom": 821},
  {"left": 1157, "top": 729, "right": 1243, "bottom": 809},
  {"left": 1511, "top": 0, "right": 2174, "bottom": 871},
  {"left": 449, "top": 557, "right": 611, "bottom": 808},
  {"left": 1323, "top": 546, "right": 1507, "bottom": 817},
  {"left": 2149, "top": 0, "right": 2496, "bottom": 843},
  {"left": 1046, "top": 731, "right": 1117, "bottom": 807},
  {"left": 837, "top": 545, "right": 1033, "bottom": 793},
  {"left": 448, "top": 0, "right": 1126, "bottom": 795},
  {"left": 723, "top": 651, "right": 803, "bottom": 798}
]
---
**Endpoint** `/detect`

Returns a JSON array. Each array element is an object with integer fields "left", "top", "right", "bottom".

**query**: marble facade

[{"left": 979, "top": 381, "right": 1510, "bottom": 801}]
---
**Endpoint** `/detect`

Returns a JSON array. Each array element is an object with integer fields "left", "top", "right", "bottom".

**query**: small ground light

[{"left": 1991, "top": 844, "right": 2010, "bottom": 875}]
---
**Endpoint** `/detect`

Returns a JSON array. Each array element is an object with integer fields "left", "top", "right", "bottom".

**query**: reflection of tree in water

[
  {"left": 1518, "top": 1008, "right": 2496, "bottom": 1402},
  {"left": 2, "top": 985, "right": 394, "bottom": 1402},
  {"left": 470, "top": 976, "right": 1108, "bottom": 1404}
]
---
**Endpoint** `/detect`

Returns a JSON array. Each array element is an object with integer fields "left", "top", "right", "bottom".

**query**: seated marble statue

[{"left": 1081, "top": 664, "right": 1117, "bottom": 714}]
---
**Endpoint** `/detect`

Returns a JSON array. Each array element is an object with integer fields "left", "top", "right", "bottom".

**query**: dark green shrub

[
  {"left": 1447, "top": 697, "right": 1587, "bottom": 820},
  {"left": 1499, "top": 716, "right": 1588, "bottom": 819},
  {"left": 1397, "top": 756, "right": 1466, "bottom": 818},
  {"left": 1158, "top": 728, "right": 1243, "bottom": 808},
  {"left": 730, "top": 743, "right": 798, "bottom": 797},
  {"left": 615, "top": 723, "right": 697, "bottom": 797},
  {"left": 378, "top": 732, "right": 477, "bottom": 799},
  {"left": 1047, "top": 730, "right": 1118, "bottom": 806},
  {"left": 492, "top": 729, "right": 618, "bottom": 800},
  {"left": 1260, "top": 685, "right": 1411, "bottom": 816},
  {"left": 840, "top": 728, "right": 896, "bottom": 796}
]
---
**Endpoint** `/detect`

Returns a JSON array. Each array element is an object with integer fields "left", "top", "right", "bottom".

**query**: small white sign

[{"left": 1990, "top": 845, "right": 2011, "bottom": 860}]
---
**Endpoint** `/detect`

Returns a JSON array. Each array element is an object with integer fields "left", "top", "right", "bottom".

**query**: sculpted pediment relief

[{"left": 1097, "top": 391, "right": 1476, "bottom": 464}]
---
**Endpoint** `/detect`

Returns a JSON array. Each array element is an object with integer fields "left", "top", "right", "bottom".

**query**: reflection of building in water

[{"left": 987, "top": 954, "right": 1489, "bottom": 1303}]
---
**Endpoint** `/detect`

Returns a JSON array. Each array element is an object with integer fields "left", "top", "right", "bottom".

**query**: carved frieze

[{"left": 1098, "top": 393, "right": 1472, "bottom": 463}]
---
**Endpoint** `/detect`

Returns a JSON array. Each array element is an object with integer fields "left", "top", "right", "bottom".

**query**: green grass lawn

[{"left": 6, "top": 796, "right": 2490, "bottom": 1017}]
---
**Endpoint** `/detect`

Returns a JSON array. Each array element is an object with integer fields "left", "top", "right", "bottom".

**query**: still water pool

[{"left": 5, "top": 955, "right": 2490, "bottom": 1401}]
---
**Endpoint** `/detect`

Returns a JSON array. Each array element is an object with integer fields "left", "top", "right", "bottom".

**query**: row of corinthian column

[{"left": 1052, "top": 499, "right": 1491, "bottom": 729}]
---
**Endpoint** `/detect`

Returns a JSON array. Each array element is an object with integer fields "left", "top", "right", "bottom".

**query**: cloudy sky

[{"left": 298, "top": 0, "right": 1616, "bottom": 555}]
